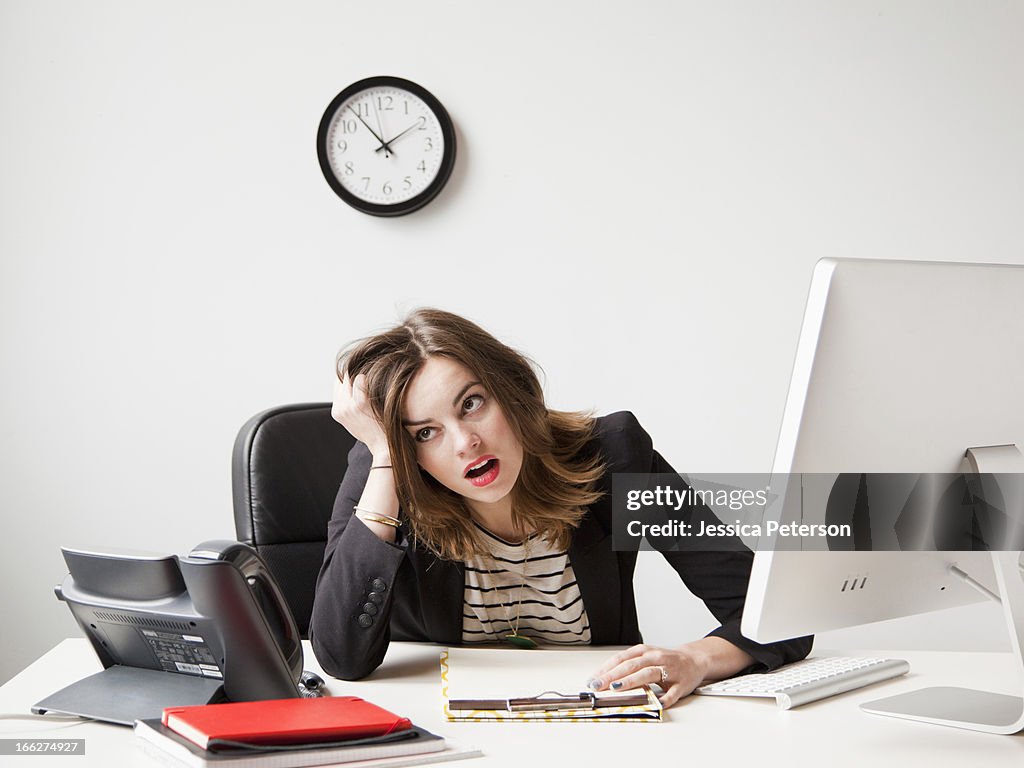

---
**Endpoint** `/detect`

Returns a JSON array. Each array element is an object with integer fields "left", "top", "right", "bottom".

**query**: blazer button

[
  {"left": 362, "top": 602, "right": 378, "bottom": 616},
  {"left": 367, "top": 591, "right": 384, "bottom": 605},
  {"left": 357, "top": 613, "right": 373, "bottom": 628},
  {"left": 371, "top": 578, "right": 387, "bottom": 592}
]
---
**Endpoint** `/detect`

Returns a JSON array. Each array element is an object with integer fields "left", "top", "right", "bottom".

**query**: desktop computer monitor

[{"left": 740, "top": 258, "right": 1024, "bottom": 734}]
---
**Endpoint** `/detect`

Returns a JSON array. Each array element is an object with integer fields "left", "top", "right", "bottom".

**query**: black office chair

[{"left": 231, "top": 403, "right": 355, "bottom": 637}]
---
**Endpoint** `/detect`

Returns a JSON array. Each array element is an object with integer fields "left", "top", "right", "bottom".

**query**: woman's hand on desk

[
  {"left": 588, "top": 638, "right": 756, "bottom": 709},
  {"left": 587, "top": 644, "right": 707, "bottom": 708}
]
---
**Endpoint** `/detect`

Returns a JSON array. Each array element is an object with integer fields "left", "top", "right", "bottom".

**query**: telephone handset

[
  {"left": 33, "top": 540, "right": 314, "bottom": 725},
  {"left": 185, "top": 539, "right": 303, "bottom": 687}
]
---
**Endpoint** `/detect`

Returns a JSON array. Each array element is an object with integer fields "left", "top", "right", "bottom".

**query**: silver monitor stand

[{"left": 860, "top": 446, "right": 1024, "bottom": 734}]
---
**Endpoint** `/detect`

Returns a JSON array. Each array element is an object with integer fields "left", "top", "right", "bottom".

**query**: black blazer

[{"left": 309, "top": 411, "right": 811, "bottom": 680}]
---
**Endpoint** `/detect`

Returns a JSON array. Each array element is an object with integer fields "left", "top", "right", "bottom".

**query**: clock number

[
  {"left": 403, "top": 176, "right": 412, "bottom": 190},
  {"left": 382, "top": 181, "right": 392, "bottom": 195},
  {"left": 361, "top": 177, "right": 370, "bottom": 190},
  {"left": 404, "top": 100, "right": 409, "bottom": 115},
  {"left": 377, "top": 95, "right": 394, "bottom": 111},
  {"left": 417, "top": 160, "right": 427, "bottom": 174},
  {"left": 340, "top": 119, "right": 357, "bottom": 134},
  {"left": 350, "top": 102, "right": 369, "bottom": 118},
  {"left": 424, "top": 137, "right": 433, "bottom": 152},
  {"left": 416, "top": 116, "right": 427, "bottom": 130},
  {"left": 344, "top": 162, "right": 354, "bottom": 176},
  {"left": 336, "top": 139, "right": 348, "bottom": 153}
]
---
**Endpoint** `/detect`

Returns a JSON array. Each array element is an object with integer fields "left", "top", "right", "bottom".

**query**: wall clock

[{"left": 316, "top": 76, "right": 456, "bottom": 217}]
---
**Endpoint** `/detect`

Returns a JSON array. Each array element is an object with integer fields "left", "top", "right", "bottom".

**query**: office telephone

[{"left": 33, "top": 540, "right": 317, "bottom": 725}]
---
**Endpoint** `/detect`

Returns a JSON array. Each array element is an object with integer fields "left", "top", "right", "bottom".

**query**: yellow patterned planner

[{"left": 441, "top": 647, "right": 663, "bottom": 722}]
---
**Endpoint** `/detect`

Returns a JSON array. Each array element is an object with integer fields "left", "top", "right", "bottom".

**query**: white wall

[{"left": 2, "top": 0, "right": 1022, "bottom": 684}]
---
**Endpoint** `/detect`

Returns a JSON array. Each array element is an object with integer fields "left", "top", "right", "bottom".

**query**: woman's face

[{"left": 402, "top": 356, "right": 524, "bottom": 515}]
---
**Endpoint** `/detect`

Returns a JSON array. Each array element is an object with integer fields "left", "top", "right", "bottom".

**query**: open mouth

[
  {"left": 465, "top": 458, "right": 500, "bottom": 487},
  {"left": 465, "top": 458, "right": 497, "bottom": 478}
]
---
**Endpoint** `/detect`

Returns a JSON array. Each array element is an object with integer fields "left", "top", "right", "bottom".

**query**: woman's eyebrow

[{"left": 402, "top": 380, "right": 483, "bottom": 427}]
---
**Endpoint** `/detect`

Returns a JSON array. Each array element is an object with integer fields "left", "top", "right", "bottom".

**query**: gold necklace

[{"left": 482, "top": 534, "right": 538, "bottom": 649}]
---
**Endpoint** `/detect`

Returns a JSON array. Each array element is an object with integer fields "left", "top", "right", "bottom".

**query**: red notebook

[{"left": 161, "top": 696, "right": 412, "bottom": 749}]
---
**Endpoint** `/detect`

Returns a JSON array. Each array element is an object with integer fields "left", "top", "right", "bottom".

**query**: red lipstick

[{"left": 464, "top": 455, "right": 500, "bottom": 487}]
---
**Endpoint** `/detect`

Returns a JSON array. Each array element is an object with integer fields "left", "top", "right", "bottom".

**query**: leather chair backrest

[{"left": 231, "top": 403, "right": 355, "bottom": 637}]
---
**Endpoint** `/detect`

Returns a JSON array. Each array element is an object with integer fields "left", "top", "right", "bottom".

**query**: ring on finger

[{"left": 655, "top": 665, "right": 669, "bottom": 685}]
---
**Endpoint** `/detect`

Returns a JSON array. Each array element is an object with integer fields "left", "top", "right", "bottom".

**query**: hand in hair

[{"left": 333, "top": 373, "right": 391, "bottom": 462}]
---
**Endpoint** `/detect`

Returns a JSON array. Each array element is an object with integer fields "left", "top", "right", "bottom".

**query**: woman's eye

[
  {"left": 415, "top": 427, "right": 436, "bottom": 442},
  {"left": 463, "top": 394, "right": 485, "bottom": 413}
]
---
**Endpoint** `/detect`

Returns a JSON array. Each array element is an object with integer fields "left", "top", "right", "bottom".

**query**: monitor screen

[{"left": 740, "top": 258, "right": 1024, "bottom": 733}]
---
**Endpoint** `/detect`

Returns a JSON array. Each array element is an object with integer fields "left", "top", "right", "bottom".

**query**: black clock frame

[{"left": 316, "top": 76, "right": 457, "bottom": 217}]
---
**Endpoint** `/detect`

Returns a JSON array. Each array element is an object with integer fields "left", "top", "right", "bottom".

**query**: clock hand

[
  {"left": 371, "top": 99, "right": 392, "bottom": 158},
  {"left": 374, "top": 119, "right": 422, "bottom": 153},
  {"left": 346, "top": 105, "right": 388, "bottom": 151}
]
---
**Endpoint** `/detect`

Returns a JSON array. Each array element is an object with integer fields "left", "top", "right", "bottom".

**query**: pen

[{"left": 448, "top": 691, "right": 650, "bottom": 712}]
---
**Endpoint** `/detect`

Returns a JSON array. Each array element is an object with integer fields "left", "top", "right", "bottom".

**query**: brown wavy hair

[{"left": 337, "top": 308, "right": 605, "bottom": 560}]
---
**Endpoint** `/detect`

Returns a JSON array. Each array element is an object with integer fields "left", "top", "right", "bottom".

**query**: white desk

[{"left": 1, "top": 640, "right": 1022, "bottom": 767}]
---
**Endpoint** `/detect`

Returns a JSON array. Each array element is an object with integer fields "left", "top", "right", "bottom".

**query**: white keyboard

[{"left": 694, "top": 656, "right": 909, "bottom": 710}]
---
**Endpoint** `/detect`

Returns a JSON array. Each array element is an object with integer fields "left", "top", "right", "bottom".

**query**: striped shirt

[{"left": 461, "top": 525, "right": 591, "bottom": 646}]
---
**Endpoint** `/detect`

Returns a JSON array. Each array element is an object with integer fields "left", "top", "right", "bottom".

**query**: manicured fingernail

[
  {"left": 586, "top": 678, "right": 602, "bottom": 690},
  {"left": 611, "top": 681, "right": 623, "bottom": 690}
]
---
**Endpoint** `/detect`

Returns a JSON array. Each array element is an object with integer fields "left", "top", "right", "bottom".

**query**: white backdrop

[{"left": 2, "top": 0, "right": 1022, "bottom": 684}]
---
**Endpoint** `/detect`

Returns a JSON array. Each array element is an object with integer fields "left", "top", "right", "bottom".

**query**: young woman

[{"left": 309, "top": 309, "right": 810, "bottom": 707}]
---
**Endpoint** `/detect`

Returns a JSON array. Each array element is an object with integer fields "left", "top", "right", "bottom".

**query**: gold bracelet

[
  {"left": 353, "top": 505, "right": 399, "bottom": 522},
  {"left": 354, "top": 507, "right": 401, "bottom": 528},
  {"left": 369, "top": 464, "right": 393, "bottom": 470},
  {"left": 357, "top": 512, "right": 401, "bottom": 529}
]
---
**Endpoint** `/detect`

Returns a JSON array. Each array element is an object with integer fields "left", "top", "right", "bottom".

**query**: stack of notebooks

[{"left": 134, "top": 695, "right": 480, "bottom": 768}]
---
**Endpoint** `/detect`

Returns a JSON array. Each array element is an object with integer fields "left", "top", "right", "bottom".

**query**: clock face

[{"left": 316, "top": 76, "right": 456, "bottom": 216}]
